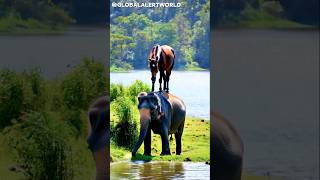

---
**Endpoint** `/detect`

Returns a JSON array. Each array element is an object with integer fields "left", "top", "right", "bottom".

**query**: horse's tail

[{"left": 171, "top": 49, "right": 175, "bottom": 59}]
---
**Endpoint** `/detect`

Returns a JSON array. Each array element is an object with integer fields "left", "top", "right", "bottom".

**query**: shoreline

[{"left": 111, "top": 117, "right": 210, "bottom": 163}]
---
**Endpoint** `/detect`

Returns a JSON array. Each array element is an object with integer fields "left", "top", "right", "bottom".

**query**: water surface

[{"left": 111, "top": 161, "right": 210, "bottom": 180}]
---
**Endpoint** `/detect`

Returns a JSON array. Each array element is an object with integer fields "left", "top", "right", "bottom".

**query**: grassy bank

[
  {"left": 0, "top": 133, "right": 24, "bottom": 180},
  {"left": 238, "top": 9, "right": 308, "bottom": 29},
  {"left": 111, "top": 116, "right": 210, "bottom": 162},
  {"left": 0, "top": 15, "right": 67, "bottom": 34}
]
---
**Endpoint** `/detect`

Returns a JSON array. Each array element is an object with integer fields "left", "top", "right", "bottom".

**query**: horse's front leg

[
  {"left": 159, "top": 71, "right": 164, "bottom": 92},
  {"left": 151, "top": 75, "right": 156, "bottom": 92}
]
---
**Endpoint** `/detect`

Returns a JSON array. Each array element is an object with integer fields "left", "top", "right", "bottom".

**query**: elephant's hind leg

[
  {"left": 175, "top": 133, "right": 181, "bottom": 155},
  {"left": 175, "top": 123, "right": 184, "bottom": 155}
]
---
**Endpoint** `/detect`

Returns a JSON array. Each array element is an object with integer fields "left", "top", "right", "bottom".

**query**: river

[
  {"left": 213, "top": 29, "right": 319, "bottom": 180},
  {"left": 111, "top": 161, "right": 210, "bottom": 179},
  {"left": 111, "top": 70, "right": 210, "bottom": 119}
]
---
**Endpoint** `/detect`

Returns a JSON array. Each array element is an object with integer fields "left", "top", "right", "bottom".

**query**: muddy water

[{"left": 111, "top": 161, "right": 210, "bottom": 179}]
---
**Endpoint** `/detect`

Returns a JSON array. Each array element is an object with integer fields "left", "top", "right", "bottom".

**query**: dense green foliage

[
  {"left": 110, "top": 1, "right": 210, "bottom": 71},
  {"left": 0, "top": 68, "right": 46, "bottom": 128},
  {"left": 0, "top": 58, "right": 107, "bottom": 179},
  {"left": 0, "top": 70, "right": 24, "bottom": 128},
  {"left": 0, "top": 0, "right": 318, "bottom": 33},
  {"left": 110, "top": 81, "right": 150, "bottom": 149},
  {"left": 0, "top": 0, "right": 73, "bottom": 32},
  {"left": 4, "top": 112, "right": 73, "bottom": 180},
  {"left": 212, "top": 0, "right": 319, "bottom": 27}
]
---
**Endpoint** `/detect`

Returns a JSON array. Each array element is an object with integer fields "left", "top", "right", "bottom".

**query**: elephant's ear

[{"left": 137, "top": 92, "right": 148, "bottom": 102}]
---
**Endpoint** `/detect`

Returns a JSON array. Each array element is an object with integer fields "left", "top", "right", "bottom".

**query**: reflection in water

[{"left": 111, "top": 161, "right": 210, "bottom": 179}]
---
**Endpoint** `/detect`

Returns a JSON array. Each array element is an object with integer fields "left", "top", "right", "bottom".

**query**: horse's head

[{"left": 148, "top": 45, "right": 162, "bottom": 73}]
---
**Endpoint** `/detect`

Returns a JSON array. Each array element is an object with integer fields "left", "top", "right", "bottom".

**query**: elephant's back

[{"left": 167, "top": 93, "right": 186, "bottom": 113}]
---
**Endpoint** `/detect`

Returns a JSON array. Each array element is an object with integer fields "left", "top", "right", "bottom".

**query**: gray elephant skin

[
  {"left": 132, "top": 91, "right": 186, "bottom": 156},
  {"left": 212, "top": 112, "right": 244, "bottom": 180},
  {"left": 87, "top": 95, "right": 110, "bottom": 180}
]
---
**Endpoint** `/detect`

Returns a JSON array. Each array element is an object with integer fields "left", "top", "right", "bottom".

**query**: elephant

[
  {"left": 132, "top": 91, "right": 186, "bottom": 156},
  {"left": 212, "top": 112, "right": 244, "bottom": 180},
  {"left": 87, "top": 95, "right": 110, "bottom": 180}
]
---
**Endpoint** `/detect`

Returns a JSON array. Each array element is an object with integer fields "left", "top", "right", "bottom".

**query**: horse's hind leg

[
  {"left": 165, "top": 71, "right": 171, "bottom": 92},
  {"left": 163, "top": 73, "right": 167, "bottom": 91}
]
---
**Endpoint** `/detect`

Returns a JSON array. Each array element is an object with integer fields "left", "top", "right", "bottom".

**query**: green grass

[
  {"left": 110, "top": 65, "right": 132, "bottom": 73},
  {"left": 239, "top": 18, "right": 308, "bottom": 29},
  {"left": 238, "top": 5, "right": 309, "bottom": 29},
  {"left": 0, "top": 15, "right": 66, "bottom": 34},
  {"left": 0, "top": 132, "right": 96, "bottom": 180},
  {"left": 111, "top": 116, "right": 210, "bottom": 162},
  {"left": 0, "top": 133, "right": 24, "bottom": 180},
  {"left": 184, "top": 66, "right": 207, "bottom": 71}
]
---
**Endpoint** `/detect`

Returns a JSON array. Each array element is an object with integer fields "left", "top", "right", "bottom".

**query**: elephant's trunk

[{"left": 132, "top": 117, "right": 150, "bottom": 156}]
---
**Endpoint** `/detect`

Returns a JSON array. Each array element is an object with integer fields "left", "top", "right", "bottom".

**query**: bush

[
  {"left": 61, "top": 58, "right": 108, "bottom": 110},
  {"left": 4, "top": 112, "right": 74, "bottom": 180},
  {"left": 62, "top": 110, "right": 84, "bottom": 138},
  {"left": 61, "top": 70, "right": 86, "bottom": 110},
  {"left": 110, "top": 83, "right": 126, "bottom": 102},
  {"left": 0, "top": 69, "right": 24, "bottom": 129},
  {"left": 112, "top": 96, "right": 138, "bottom": 149},
  {"left": 128, "top": 80, "right": 150, "bottom": 103},
  {"left": 21, "top": 68, "right": 46, "bottom": 112}
]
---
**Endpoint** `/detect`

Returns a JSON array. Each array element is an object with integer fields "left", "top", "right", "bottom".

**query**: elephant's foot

[
  {"left": 144, "top": 152, "right": 151, "bottom": 156},
  {"left": 160, "top": 151, "right": 171, "bottom": 156}
]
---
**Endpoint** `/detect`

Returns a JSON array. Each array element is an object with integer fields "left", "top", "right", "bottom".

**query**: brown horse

[{"left": 148, "top": 44, "right": 175, "bottom": 92}]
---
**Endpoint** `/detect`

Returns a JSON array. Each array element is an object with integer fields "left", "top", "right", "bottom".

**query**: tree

[{"left": 193, "top": 0, "right": 210, "bottom": 68}]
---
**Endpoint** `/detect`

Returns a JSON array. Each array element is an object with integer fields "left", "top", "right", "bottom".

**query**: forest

[
  {"left": 1, "top": 0, "right": 318, "bottom": 70},
  {"left": 110, "top": 0, "right": 210, "bottom": 71}
]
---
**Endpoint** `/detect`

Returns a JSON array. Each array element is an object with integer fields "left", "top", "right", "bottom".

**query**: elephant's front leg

[
  {"left": 144, "top": 127, "right": 151, "bottom": 156},
  {"left": 160, "top": 125, "right": 171, "bottom": 155}
]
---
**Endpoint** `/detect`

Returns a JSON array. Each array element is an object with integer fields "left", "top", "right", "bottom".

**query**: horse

[{"left": 148, "top": 44, "right": 175, "bottom": 92}]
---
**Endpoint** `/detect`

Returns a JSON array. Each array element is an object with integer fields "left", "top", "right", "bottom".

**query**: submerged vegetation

[{"left": 0, "top": 58, "right": 107, "bottom": 179}]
